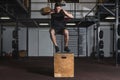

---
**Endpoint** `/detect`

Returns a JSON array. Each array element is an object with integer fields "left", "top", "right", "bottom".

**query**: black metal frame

[
  {"left": 75, "top": 0, "right": 119, "bottom": 66},
  {"left": 0, "top": 24, "right": 3, "bottom": 57},
  {"left": 95, "top": 0, "right": 119, "bottom": 66},
  {"left": 115, "top": 0, "right": 119, "bottom": 66},
  {"left": 0, "top": 0, "right": 31, "bottom": 58}
]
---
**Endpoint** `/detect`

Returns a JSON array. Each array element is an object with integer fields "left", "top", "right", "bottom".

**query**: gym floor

[{"left": 0, "top": 57, "right": 120, "bottom": 80}]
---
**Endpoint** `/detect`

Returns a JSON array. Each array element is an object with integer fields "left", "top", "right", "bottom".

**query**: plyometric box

[{"left": 54, "top": 53, "right": 74, "bottom": 77}]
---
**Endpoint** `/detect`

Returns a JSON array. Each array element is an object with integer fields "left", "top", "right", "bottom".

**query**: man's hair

[{"left": 55, "top": 2, "right": 62, "bottom": 7}]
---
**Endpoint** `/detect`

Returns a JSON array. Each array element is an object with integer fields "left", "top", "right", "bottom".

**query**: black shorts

[{"left": 54, "top": 28, "right": 66, "bottom": 35}]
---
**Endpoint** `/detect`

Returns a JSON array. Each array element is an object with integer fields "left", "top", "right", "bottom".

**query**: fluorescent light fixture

[
  {"left": 66, "top": 23, "right": 76, "bottom": 26},
  {"left": 39, "top": 23, "right": 49, "bottom": 26},
  {"left": 0, "top": 17, "right": 10, "bottom": 19},
  {"left": 105, "top": 17, "right": 115, "bottom": 19}
]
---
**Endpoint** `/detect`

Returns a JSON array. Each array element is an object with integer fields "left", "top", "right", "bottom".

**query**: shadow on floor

[{"left": 26, "top": 66, "right": 54, "bottom": 77}]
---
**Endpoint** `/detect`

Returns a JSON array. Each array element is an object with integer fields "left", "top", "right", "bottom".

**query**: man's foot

[
  {"left": 55, "top": 46, "right": 59, "bottom": 53},
  {"left": 64, "top": 46, "right": 70, "bottom": 52}
]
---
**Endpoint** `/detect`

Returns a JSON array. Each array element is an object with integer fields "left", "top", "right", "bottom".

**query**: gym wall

[{"left": 28, "top": 28, "right": 53, "bottom": 56}]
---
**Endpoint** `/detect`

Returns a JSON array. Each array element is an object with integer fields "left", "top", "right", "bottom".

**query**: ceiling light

[
  {"left": 0, "top": 17, "right": 10, "bottom": 19},
  {"left": 66, "top": 23, "right": 76, "bottom": 26},
  {"left": 39, "top": 23, "right": 49, "bottom": 26},
  {"left": 105, "top": 17, "right": 115, "bottom": 20}
]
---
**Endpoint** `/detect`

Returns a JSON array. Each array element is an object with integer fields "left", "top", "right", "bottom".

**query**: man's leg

[
  {"left": 63, "top": 29, "right": 69, "bottom": 47},
  {"left": 49, "top": 28, "right": 59, "bottom": 52},
  {"left": 63, "top": 29, "right": 70, "bottom": 52},
  {"left": 49, "top": 28, "right": 57, "bottom": 46}
]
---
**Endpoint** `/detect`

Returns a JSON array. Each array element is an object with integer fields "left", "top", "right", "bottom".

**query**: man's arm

[{"left": 62, "top": 9, "right": 74, "bottom": 19}]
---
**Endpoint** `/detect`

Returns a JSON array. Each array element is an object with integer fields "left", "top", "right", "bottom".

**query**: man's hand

[{"left": 62, "top": 9, "right": 74, "bottom": 19}]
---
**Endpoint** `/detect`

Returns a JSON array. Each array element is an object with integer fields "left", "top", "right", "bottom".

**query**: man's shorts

[{"left": 54, "top": 28, "right": 66, "bottom": 35}]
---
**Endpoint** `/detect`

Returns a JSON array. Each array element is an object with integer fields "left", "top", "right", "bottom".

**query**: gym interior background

[{"left": 0, "top": 0, "right": 120, "bottom": 80}]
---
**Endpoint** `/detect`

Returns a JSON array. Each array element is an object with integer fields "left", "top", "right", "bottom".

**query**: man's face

[
  {"left": 55, "top": 6, "right": 62, "bottom": 12},
  {"left": 55, "top": 6, "right": 62, "bottom": 10}
]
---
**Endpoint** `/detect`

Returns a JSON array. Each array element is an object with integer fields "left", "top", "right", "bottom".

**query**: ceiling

[{"left": 0, "top": 0, "right": 119, "bottom": 28}]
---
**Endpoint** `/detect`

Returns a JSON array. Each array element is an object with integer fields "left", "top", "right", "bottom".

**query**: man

[{"left": 49, "top": 3, "right": 74, "bottom": 52}]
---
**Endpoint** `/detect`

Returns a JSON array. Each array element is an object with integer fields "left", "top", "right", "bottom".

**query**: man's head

[
  {"left": 55, "top": 2, "right": 62, "bottom": 8},
  {"left": 54, "top": 2, "right": 62, "bottom": 12}
]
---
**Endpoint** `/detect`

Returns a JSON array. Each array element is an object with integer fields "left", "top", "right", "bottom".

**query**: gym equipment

[
  {"left": 99, "top": 30, "right": 103, "bottom": 39},
  {"left": 117, "top": 52, "right": 120, "bottom": 64},
  {"left": 12, "top": 30, "right": 18, "bottom": 39},
  {"left": 40, "top": 7, "right": 51, "bottom": 15},
  {"left": 12, "top": 40, "right": 17, "bottom": 49},
  {"left": 99, "top": 50, "right": 104, "bottom": 59},
  {"left": 117, "top": 24, "right": 120, "bottom": 36},
  {"left": 98, "top": 29, "right": 104, "bottom": 59},
  {"left": 117, "top": 38, "right": 120, "bottom": 50},
  {"left": 99, "top": 40, "right": 104, "bottom": 49},
  {"left": 54, "top": 53, "right": 74, "bottom": 77}
]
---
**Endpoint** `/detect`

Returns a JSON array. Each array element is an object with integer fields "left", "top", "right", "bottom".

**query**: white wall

[
  {"left": 79, "top": 28, "right": 87, "bottom": 56},
  {"left": 28, "top": 28, "right": 39, "bottom": 56},
  {"left": 2, "top": 27, "right": 53, "bottom": 56},
  {"left": 3, "top": 27, "right": 14, "bottom": 54},
  {"left": 2, "top": 27, "right": 27, "bottom": 54},
  {"left": 39, "top": 28, "right": 53, "bottom": 56},
  {"left": 19, "top": 27, "right": 27, "bottom": 50},
  {"left": 87, "top": 25, "right": 94, "bottom": 56},
  {"left": 28, "top": 28, "right": 53, "bottom": 56}
]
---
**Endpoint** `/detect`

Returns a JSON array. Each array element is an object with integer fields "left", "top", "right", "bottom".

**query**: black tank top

[{"left": 51, "top": 10, "right": 66, "bottom": 29}]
